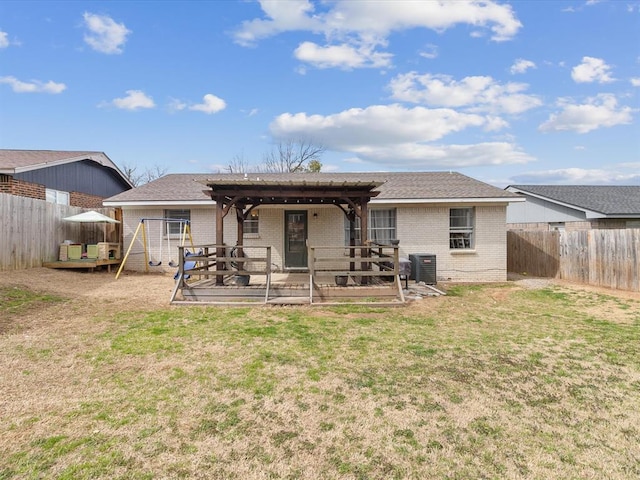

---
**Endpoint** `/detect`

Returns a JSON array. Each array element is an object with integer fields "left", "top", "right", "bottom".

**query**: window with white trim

[
  {"left": 449, "top": 207, "right": 474, "bottom": 249},
  {"left": 244, "top": 210, "right": 259, "bottom": 235},
  {"left": 344, "top": 209, "right": 397, "bottom": 245},
  {"left": 164, "top": 209, "right": 190, "bottom": 237},
  {"left": 45, "top": 188, "right": 69, "bottom": 205}
]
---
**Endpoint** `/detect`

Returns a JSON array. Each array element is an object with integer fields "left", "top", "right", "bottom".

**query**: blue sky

[{"left": 1, "top": 0, "right": 639, "bottom": 187}]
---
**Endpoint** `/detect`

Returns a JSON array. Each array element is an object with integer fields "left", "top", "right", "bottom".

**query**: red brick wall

[
  {"left": 69, "top": 191, "right": 105, "bottom": 209},
  {"left": 0, "top": 175, "right": 46, "bottom": 200},
  {"left": 0, "top": 175, "right": 11, "bottom": 194}
]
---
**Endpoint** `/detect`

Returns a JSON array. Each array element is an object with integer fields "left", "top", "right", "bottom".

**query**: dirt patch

[
  {"left": 0, "top": 268, "right": 175, "bottom": 310},
  {"left": 0, "top": 268, "right": 176, "bottom": 337},
  {"left": 1, "top": 268, "right": 637, "bottom": 319}
]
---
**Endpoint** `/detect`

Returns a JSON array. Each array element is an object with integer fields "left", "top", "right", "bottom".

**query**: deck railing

[
  {"left": 308, "top": 244, "right": 404, "bottom": 301},
  {"left": 172, "top": 244, "right": 272, "bottom": 294},
  {"left": 171, "top": 243, "right": 405, "bottom": 304}
]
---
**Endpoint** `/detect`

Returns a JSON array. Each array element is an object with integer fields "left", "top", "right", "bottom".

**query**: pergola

[{"left": 203, "top": 177, "right": 384, "bottom": 284}]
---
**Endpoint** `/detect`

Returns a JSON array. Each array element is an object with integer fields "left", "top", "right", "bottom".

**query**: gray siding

[
  {"left": 15, "top": 160, "right": 130, "bottom": 197},
  {"left": 507, "top": 194, "right": 587, "bottom": 224}
]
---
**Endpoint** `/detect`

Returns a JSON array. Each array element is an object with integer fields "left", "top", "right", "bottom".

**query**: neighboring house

[
  {"left": 104, "top": 172, "right": 523, "bottom": 283},
  {"left": 0, "top": 149, "right": 133, "bottom": 208},
  {"left": 506, "top": 185, "right": 640, "bottom": 231}
]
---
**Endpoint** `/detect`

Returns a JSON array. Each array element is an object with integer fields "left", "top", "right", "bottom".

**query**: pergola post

[
  {"left": 359, "top": 196, "right": 369, "bottom": 285},
  {"left": 348, "top": 209, "right": 356, "bottom": 272},
  {"left": 236, "top": 207, "right": 245, "bottom": 247},
  {"left": 215, "top": 196, "right": 225, "bottom": 286},
  {"left": 236, "top": 207, "right": 246, "bottom": 272}
]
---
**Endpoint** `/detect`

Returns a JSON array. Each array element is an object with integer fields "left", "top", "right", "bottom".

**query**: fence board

[
  {"left": 0, "top": 193, "right": 116, "bottom": 271},
  {"left": 508, "top": 228, "right": 640, "bottom": 292},
  {"left": 507, "top": 230, "right": 559, "bottom": 277}
]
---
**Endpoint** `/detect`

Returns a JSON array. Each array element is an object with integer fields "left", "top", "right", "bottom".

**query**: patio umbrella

[{"left": 62, "top": 210, "right": 120, "bottom": 242}]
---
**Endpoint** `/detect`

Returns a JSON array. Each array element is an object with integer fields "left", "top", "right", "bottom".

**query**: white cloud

[
  {"left": 419, "top": 44, "right": 438, "bottom": 60},
  {"left": 235, "top": 0, "right": 521, "bottom": 44},
  {"left": 618, "top": 162, "right": 640, "bottom": 169},
  {"left": 270, "top": 104, "right": 486, "bottom": 146},
  {"left": 571, "top": 56, "right": 615, "bottom": 83},
  {"left": 269, "top": 103, "right": 533, "bottom": 167},
  {"left": 233, "top": 0, "right": 320, "bottom": 47},
  {"left": 388, "top": 72, "right": 542, "bottom": 114},
  {"left": 234, "top": 1, "right": 521, "bottom": 69},
  {"left": 0, "top": 76, "right": 66, "bottom": 94},
  {"left": 563, "top": 0, "right": 605, "bottom": 12},
  {"left": 294, "top": 41, "right": 392, "bottom": 69},
  {"left": 352, "top": 142, "right": 534, "bottom": 168},
  {"left": 167, "top": 94, "right": 227, "bottom": 114},
  {"left": 104, "top": 90, "right": 155, "bottom": 110},
  {"left": 511, "top": 167, "right": 640, "bottom": 185},
  {"left": 539, "top": 94, "right": 634, "bottom": 133},
  {"left": 168, "top": 98, "right": 187, "bottom": 113},
  {"left": 189, "top": 94, "right": 226, "bottom": 114},
  {"left": 0, "top": 30, "right": 9, "bottom": 48},
  {"left": 631, "top": 77, "right": 640, "bottom": 87},
  {"left": 83, "top": 12, "right": 131, "bottom": 54},
  {"left": 484, "top": 116, "right": 510, "bottom": 131},
  {"left": 510, "top": 58, "right": 536, "bottom": 74}
]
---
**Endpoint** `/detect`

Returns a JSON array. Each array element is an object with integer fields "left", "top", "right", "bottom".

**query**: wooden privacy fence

[
  {"left": 0, "top": 193, "right": 117, "bottom": 271},
  {"left": 507, "top": 229, "right": 640, "bottom": 292}
]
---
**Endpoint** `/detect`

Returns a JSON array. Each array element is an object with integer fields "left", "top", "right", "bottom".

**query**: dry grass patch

[{"left": 1, "top": 271, "right": 639, "bottom": 479}]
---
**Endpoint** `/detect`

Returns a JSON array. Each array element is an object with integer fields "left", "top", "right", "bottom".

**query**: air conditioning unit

[{"left": 409, "top": 253, "right": 437, "bottom": 285}]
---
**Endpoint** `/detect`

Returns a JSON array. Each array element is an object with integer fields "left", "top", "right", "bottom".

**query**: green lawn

[{"left": 1, "top": 283, "right": 639, "bottom": 479}]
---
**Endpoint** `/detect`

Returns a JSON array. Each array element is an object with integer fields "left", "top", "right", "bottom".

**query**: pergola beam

[{"left": 207, "top": 179, "right": 383, "bottom": 279}]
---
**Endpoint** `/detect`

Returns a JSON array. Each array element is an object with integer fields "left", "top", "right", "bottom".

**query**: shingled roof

[
  {"left": 507, "top": 185, "right": 640, "bottom": 216},
  {"left": 0, "top": 149, "right": 134, "bottom": 187},
  {"left": 104, "top": 172, "right": 521, "bottom": 205}
]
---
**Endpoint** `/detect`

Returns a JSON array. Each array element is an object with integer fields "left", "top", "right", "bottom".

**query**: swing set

[{"left": 115, "top": 218, "right": 194, "bottom": 279}]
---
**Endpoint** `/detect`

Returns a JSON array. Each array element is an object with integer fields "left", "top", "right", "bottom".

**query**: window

[
  {"left": 244, "top": 210, "right": 259, "bottom": 235},
  {"left": 450, "top": 208, "right": 474, "bottom": 249},
  {"left": 369, "top": 209, "right": 396, "bottom": 244},
  {"left": 45, "top": 188, "right": 69, "bottom": 205},
  {"left": 164, "top": 209, "right": 190, "bottom": 236},
  {"left": 344, "top": 209, "right": 396, "bottom": 245}
]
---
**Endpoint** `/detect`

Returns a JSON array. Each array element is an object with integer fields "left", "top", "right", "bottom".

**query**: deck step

[{"left": 266, "top": 296, "right": 310, "bottom": 305}]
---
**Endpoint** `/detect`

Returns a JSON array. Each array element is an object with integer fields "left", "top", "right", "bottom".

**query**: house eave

[
  {"left": 506, "top": 187, "right": 605, "bottom": 218},
  {"left": 371, "top": 197, "right": 524, "bottom": 205},
  {"left": 6, "top": 152, "right": 135, "bottom": 189},
  {"left": 105, "top": 197, "right": 523, "bottom": 208},
  {"left": 103, "top": 200, "right": 213, "bottom": 207}
]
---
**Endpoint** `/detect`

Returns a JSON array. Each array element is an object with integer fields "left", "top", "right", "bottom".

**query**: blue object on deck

[{"left": 174, "top": 251, "right": 199, "bottom": 280}]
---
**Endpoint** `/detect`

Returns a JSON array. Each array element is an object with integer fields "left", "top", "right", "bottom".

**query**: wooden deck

[
  {"left": 174, "top": 272, "right": 405, "bottom": 306},
  {"left": 43, "top": 258, "right": 122, "bottom": 272},
  {"left": 170, "top": 244, "right": 407, "bottom": 306}
]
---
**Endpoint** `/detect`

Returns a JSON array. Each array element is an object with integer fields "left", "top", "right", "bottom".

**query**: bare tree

[
  {"left": 261, "top": 139, "right": 324, "bottom": 173},
  {"left": 121, "top": 163, "right": 168, "bottom": 187},
  {"left": 225, "top": 154, "right": 253, "bottom": 174}
]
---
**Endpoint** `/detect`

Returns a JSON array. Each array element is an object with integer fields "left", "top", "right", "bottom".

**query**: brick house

[
  {"left": 104, "top": 172, "right": 523, "bottom": 283},
  {"left": 0, "top": 150, "right": 133, "bottom": 208}
]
